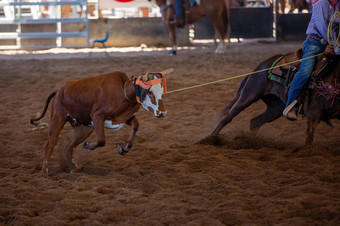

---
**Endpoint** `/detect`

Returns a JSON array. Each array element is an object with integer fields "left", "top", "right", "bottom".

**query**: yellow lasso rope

[
  {"left": 166, "top": 52, "right": 325, "bottom": 94},
  {"left": 327, "top": 10, "right": 340, "bottom": 47}
]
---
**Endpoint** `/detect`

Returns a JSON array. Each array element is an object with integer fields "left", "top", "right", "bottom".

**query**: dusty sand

[{"left": 1, "top": 40, "right": 339, "bottom": 225}]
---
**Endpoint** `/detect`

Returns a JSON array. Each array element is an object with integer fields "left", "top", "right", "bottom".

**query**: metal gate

[
  {"left": 193, "top": 5, "right": 274, "bottom": 40},
  {"left": 0, "top": 0, "right": 89, "bottom": 49}
]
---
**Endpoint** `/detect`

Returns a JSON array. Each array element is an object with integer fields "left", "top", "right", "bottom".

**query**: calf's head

[{"left": 135, "top": 73, "right": 167, "bottom": 118}]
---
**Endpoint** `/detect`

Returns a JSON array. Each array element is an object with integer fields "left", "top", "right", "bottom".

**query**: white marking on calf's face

[{"left": 141, "top": 83, "right": 167, "bottom": 118}]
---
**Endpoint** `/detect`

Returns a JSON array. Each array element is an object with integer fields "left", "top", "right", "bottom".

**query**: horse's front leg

[
  {"left": 168, "top": 23, "right": 177, "bottom": 56},
  {"left": 305, "top": 117, "right": 319, "bottom": 144},
  {"left": 118, "top": 116, "right": 139, "bottom": 155},
  {"left": 305, "top": 101, "right": 323, "bottom": 144}
]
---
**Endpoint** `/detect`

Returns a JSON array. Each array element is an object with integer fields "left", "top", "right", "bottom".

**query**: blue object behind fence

[{"left": 89, "top": 26, "right": 111, "bottom": 57}]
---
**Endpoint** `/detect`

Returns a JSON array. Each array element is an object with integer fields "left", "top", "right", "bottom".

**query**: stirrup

[{"left": 283, "top": 100, "right": 298, "bottom": 117}]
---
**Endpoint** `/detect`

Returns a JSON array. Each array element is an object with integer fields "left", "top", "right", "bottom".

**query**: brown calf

[{"left": 31, "top": 71, "right": 167, "bottom": 174}]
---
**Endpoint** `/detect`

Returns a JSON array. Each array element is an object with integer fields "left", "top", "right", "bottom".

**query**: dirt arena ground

[{"left": 1, "top": 40, "right": 339, "bottom": 225}]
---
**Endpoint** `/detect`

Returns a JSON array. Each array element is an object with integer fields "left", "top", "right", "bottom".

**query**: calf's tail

[{"left": 30, "top": 91, "right": 57, "bottom": 126}]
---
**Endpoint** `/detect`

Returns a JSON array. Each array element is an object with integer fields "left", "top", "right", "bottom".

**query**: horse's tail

[
  {"left": 222, "top": 0, "right": 231, "bottom": 39},
  {"left": 30, "top": 91, "right": 57, "bottom": 126}
]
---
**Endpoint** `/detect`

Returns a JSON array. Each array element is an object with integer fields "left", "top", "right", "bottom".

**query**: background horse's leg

[
  {"left": 207, "top": 15, "right": 226, "bottom": 54},
  {"left": 215, "top": 36, "right": 226, "bottom": 54},
  {"left": 168, "top": 24, "right": 177, "bottom": 55},
  {"left": 250, "top": 95, "right": 285, "bottom": 132},
  {"left": 208, "top": 10, "right": 229, "bottom": 54}
]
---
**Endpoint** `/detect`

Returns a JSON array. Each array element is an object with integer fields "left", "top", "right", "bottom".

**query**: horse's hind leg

[
  {"left": 250, "top": 95, "right": 285, "bottom": 132},
  {"left": 60, "top": 125, "right": 94, "bottom": 173}
]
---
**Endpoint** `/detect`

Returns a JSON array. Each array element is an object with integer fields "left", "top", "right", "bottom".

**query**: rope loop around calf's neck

[{"left": 124, "top": 80, "right": 138, "bottom": 104}]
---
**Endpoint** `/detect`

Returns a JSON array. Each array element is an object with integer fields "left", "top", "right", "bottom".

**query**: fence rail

[{"left": 0, "top": 0, "right": 89, "bottom": 49}]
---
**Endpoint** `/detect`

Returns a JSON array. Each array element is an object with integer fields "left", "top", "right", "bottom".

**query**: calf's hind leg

[
  {"left": 250, "top": 95, "right": 285, "bottom": 132},
  {"left": 60, "top": 125, "right": 94, "bottom": 173},
  {"left": 42, "top": 115, "right": 66, "bottom": 174}
]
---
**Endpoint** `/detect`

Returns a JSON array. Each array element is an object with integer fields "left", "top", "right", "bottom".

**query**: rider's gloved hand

[{"left": 325, "top": 45, "right": 335, "bottom": 55}]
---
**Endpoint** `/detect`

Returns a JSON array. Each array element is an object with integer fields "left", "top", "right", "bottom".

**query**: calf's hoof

[
  {"left": 83, "top": 141, "right": 97, "bottom": 150},
  {"left": 118, "top": 143, "right": 131, "bottom": 155},
  {"left": 41, "top": 161, "right": 49, "bottom": 175},
  {"left": 60, "top": 159, "right": 78, "bottom": 174},
  {"left": 72, "top": 159, "right": 78, "bottom": 169},
  {"left": 41, "top": 168, "right": 49, "bottom": 176}
]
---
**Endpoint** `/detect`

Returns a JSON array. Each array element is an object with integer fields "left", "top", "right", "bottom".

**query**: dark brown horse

[
  {"left": 154, "top": 0, "right": 230, "bottom": 55},
  {"left": 211, "top": 54, "right": 340, "bottom": 144}
]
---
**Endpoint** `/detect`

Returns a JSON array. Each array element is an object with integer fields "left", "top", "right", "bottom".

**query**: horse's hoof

[
  {"left": 168, "top": 50, "right": 177, "bottom": 56},
  {"left": 214, "top": 49, "right": 224, "bottom": 55}
]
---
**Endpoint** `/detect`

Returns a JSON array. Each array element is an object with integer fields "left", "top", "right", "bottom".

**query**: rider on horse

[
  {"left": 283, "top": 0, "right": 340, "bottom": 121},
  {"left": 172, "top": 0, "right": 198, "bottom": 28},
  {"left": 173, "top": 0, "right": 185, "bottom": 27}
]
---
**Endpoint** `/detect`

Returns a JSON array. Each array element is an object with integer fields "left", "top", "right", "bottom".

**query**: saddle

[
  {"left": 269, "top": 48, "right": 330, "bottom": 86},
  {"left": 269, "top": 49, "right": 338, "bottom": 120}
]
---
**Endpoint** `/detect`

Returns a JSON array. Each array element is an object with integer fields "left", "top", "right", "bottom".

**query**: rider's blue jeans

[
  {"left": 175, "top": 0, "right": 183, "bottom": 19},
  {"left": 285, "top": 36, "right": 327, "bottom": 109}
]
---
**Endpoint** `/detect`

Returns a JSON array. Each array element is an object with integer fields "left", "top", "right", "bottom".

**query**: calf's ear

[{"left": 130, "top": 75, "right": 137, "bottom": 80}]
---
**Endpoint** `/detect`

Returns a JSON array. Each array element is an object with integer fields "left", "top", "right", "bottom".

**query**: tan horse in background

[{"left": 154, "top": 0, "right": 230, "bottom": 55}]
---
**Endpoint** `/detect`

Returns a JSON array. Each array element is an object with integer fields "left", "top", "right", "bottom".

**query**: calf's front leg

[
  {"left": 118, "top": 116, "right": 139, "bottom": 155},
  {"left": 83, "top": 113, "right": 105, "bottom": 150}
]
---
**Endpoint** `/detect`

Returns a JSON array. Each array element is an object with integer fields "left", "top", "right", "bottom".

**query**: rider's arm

[{"left": 312, "top": 0, "right": 331, "bottom": 40}]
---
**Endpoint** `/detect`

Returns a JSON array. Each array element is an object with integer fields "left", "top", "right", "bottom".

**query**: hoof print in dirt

[{"left": 293, "top": 144, "right": 332, "bottom": 158}]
